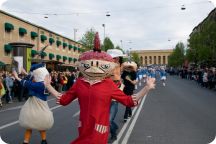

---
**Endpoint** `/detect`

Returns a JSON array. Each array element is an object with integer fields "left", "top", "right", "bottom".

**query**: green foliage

[
  {"left": 131, "top": 52, "right": 141, "bottom": 66},
  {"left": 79, "top": 28, "right": 96, "bottom": 51},
  {"left": 168, "top": 42, "right": 185, "bottom": 67},
  {"left": 102, "top": 37, "right": 114, "bottom": 51},
  {"left": 187, "top": 17, "right": 216, "bottom": 67},
  {"left": 115, "top": 45, "right": 125, "bottom": 53}
]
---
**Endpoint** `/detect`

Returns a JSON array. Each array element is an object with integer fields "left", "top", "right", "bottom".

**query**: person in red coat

[{"left": 44, "top": 32, "right": 155, "bottom": 144}]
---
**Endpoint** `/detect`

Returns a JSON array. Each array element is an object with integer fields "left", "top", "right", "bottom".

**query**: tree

[
  {"left": 115, "top": 45, "right": 124, "bottom": 52},
  {"left": 131, "top": 52, "right": 141, "bottom": 67},
  {"left": 187, "top": 17, "right": 216, "bottom": 67},
  {"left": 102, "top": 37, "right": 114, "bottom": 51},
  {"left": 168, "top": 42, "right": 185, "bottom": 67},
  {"left": 79, "top": 28, "right": 96, "bottom": 51}
]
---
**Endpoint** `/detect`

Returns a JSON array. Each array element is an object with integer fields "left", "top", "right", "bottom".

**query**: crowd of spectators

[
  {"left": 167, "top": 67, "right": 216, "bottom": 90},
  {"left": 0, "top": 70, "right": 79, "bottom": 107}
]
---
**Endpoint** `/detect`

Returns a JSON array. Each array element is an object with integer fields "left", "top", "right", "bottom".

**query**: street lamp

[
  {"left": 128, "top": 41, "right": 132, "bottom": 61},
  {"left": 181, "top": 5, "right": 186, "bottom": 10},
  {"left": 120, "top": 40, "right": 123, "bottom": 49},
  {"left": 74, "top": 28, "right": 78, "bottom": 41},
  {"left": 106, "top": 11, "right": 111, "bottom": 17},
  {"left": 102, "top": 24, "right": 105, "bottom": 41}
]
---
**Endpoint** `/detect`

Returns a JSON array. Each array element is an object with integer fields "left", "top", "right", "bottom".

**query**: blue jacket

[{"left": 20, "top": 79, "right": 48, "bottom": 101}]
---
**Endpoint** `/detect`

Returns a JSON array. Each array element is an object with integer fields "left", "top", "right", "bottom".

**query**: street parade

[{"left": 0, "top": 0, "right": 216, "bottom": 144}]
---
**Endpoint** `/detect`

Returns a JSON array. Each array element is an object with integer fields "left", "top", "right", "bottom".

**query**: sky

[{"left": 0, "top": 0, "right": 215, "bottom": 51}]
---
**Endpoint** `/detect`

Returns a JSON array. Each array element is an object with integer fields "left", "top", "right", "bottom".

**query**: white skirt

[
  {"left": 19, "top": 96, "right": 54, "bottom": 130},
  {"left": 161, "top": 76, "right": 166, "bottom": 80}
]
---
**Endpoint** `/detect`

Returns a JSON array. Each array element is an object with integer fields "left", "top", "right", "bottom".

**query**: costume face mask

[
  {"left": 122, "top": 61, "right": 137, "bottom": 72},
  {"left": 77, "top": 32, "right": 116, "bottom": 81},
  {"left": 79, "top": 59, "right": 116, "bottom": 80},
  {"left": 30, "top": 63, "right": 49, "bottom": 82}
]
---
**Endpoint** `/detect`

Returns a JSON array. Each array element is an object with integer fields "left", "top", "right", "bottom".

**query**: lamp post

[
  {"left": 74, "top": 28, "right": 78, "bottom": 41},
  {"left": 128, "top": 41, "right": 132, "bottom": 61},
  {"left": 129, "top": 47, "right": 132, "bottom": 62},
  {"left": 120, "top": 40, "right": 123, "bottom": 49},
  {"left": 102, "top": 24, "right": 105, "bottom": 41}
]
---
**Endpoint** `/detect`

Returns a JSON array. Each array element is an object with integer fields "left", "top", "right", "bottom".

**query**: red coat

[{"left": 60, "top": 78, "right": 135, "bottom": 144}]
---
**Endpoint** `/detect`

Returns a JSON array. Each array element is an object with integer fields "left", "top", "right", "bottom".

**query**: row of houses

[{"left": 0, "top": 10, "right": 85, "bottom": 71}]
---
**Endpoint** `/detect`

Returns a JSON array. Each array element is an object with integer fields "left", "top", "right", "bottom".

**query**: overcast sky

[{"left": 1, "top": 0, "right": 215, "bottom": 51}]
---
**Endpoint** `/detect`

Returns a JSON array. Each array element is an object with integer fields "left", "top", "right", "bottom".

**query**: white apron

[{"left": 19, "top": 96, "right": 54, "bottom": 130}]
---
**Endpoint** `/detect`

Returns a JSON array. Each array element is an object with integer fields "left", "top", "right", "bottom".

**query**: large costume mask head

[
  {"left": 122, "top": 61, "right": 137, "bottom": 72},
  {"left": 78, "top": 32, "right": 116, "bottom": 80},
  {"left": 30, "top": 63, "right": 49, "bottom": 82}
]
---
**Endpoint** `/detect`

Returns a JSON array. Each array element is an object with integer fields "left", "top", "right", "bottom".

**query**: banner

[{"left": 13, "top": 56, "right": 23, "bottom": 74}]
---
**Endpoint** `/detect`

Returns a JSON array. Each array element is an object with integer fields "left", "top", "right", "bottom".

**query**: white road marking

[
  {"left": 73, "top": 111, "right": 80, "bottom": 117},
  {"left": 121, "top": 95, "right": 147, "bottom": 144},
  {"left": 0, "top": 103, "right": 68, "bottom": 130},
  {"left": 50, "top": 105, "right": 62, "bottom": 110},
  {"left": 113, "top": 95, "right": 147, "bottom": 144},
  {"left": 0, "top": 121, "right": 19, "bottom": 130}
]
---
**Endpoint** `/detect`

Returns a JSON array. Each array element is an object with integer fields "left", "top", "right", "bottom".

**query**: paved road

[
  {"left": 0, "top": 76, "right": 216, "bottom": 144},
  {"left": 126, "top": 76, "right": 216, "bottom": 144}
]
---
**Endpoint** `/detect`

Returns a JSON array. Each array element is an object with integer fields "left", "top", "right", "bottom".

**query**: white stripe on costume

[{"left": 95, "top": 124, "right": 108, "bottom": 134}]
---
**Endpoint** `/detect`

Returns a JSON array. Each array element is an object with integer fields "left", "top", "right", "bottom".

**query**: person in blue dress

[
  {"left": 13, "top": 63, "right": 58, "bottom": 144},
  {"left": 160, "top": 67, "right": 167, "bottom": 86}
]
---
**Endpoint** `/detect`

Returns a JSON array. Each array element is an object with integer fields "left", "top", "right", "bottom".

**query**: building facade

[
  {"left": 131, "top": 49, "right": 173, "bottom": 66},
  {"left": 0, "top": 10, "right": 85, "bottom": 71}
]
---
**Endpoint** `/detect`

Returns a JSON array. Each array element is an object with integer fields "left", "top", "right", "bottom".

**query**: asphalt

[{"left": 0, "top": 76, "right": 216, "bottom": 144}]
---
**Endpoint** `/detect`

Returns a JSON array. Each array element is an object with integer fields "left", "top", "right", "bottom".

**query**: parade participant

[
  {"left": 12, "top": 64, "right": 58, "bottom": 144},
  {"left": 121, "top": 61, "right": 138, "bottom": 122},
  {"left": 160, "top": 67, "right": 167, "bottom": 86},
  {"left": 44, "top": 32, "right": 156, "bottom": 144},
  {"left": 107, "top": 49, "right": 125, "bottom": 142}
]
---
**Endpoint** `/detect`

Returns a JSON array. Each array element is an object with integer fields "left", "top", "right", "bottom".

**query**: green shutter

[
  {"left": 68, "top": 45, "right": 73, "bottom": 50},
  {"left": 49, "top": 38, "right": 55, "bottom": 44},
  {"left": 74, "top": 46, "right": 77, "bottom": 51},
  {"left": 49, "top": 53, "right": 55, "bottom": 60},
  {"left": 41, "top": 35, "right": 47, "bottom": 42},
  {"left": 31, "top": 49, "right": 38, "bottom": 57},
  {"left": 5, "top": 22, "right": 14, "bottom": 32},
  {"left": 74, "top": 58, "right": 77, "bottom": 62},
  {"left": 56, "top": 55, "right": 61, "bottom": 60},
  {"left": 63, "top": 56, "right": 67, "bottom": 61},
  {"left": 4, "top": 44, "right": 13, "bottom": 53},
  {"left": 69, "top": 57, "right": 73, "bottom": 62},
  {"left": 56, "top": 40, "right": 62, "bottom": 47},
  {"left": 31, "top": 31, "right": 38, "bottom": 39},
  {"left": 63, "top": 43, "right": 68, "bottom": 48},
  {"left": 41, "top": 51, "right": 47, "bottom": 58},
  {"left": 19, "top": 27, "right": 27, "bottom": 35}
]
